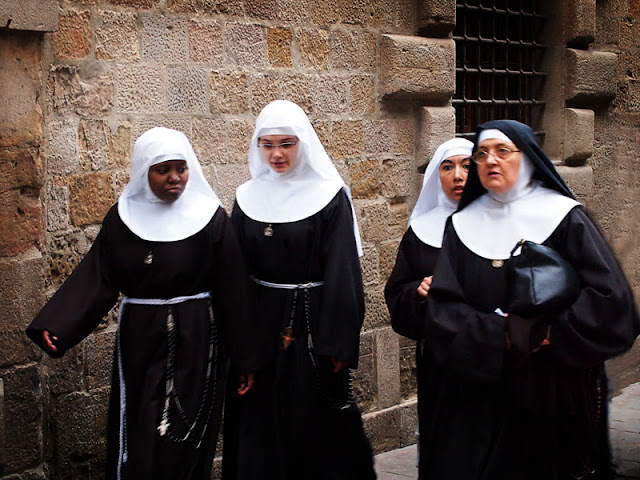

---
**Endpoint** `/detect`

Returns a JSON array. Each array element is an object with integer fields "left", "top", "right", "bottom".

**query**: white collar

[
  {"left": 409, "top": 138, "right": 473, "bottom": 247},
  {"left": 452, "top": 184, "right": 580, "bottom": 260},
  {"left": 236, "top": 100, "right": 363, "bottom": 255},
  {"left": 117, "top": 127, "right": 220, "bottom": 242}
]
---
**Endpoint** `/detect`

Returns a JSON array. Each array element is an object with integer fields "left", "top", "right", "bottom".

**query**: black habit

[
  {"left": 27, "top": 205, "right": 260, "bottom": 480},
  {"left": 222, "top": 190, "right": 376, "bottom": 480},
  {"left": 424, "top": 206, "right": 640, "bottom": 480}
]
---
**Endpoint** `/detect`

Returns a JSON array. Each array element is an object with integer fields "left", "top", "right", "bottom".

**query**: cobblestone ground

[{"left": 375, "top": 382, "right": 640, "bottom": 479}]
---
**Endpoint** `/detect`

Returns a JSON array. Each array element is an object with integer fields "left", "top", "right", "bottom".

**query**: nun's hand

[
  {"left": 42, "top": 330, "right": 58, "bottom": 354},
  {"left": 237, "top": 372, "right": 255, "bottom": 396},
  {"left": 331, "top": 357, "right": 348, "bottom": 373},
  {"left": 417, "top": 276, "right": 433, "bottom": 299}
]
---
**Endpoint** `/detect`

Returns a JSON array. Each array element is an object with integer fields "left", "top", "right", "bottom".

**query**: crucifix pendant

[
  {"left": 264, "top": 224, "right": 273, "bottom": 237},
  {"left": 144, "top": 251, "right": 154, "bottom": 264},
  {"left": 281, "top": 327, "right": 294, "bottom": 350}
]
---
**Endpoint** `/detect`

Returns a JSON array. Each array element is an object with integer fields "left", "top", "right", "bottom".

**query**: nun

[
  {"left": 26, "top": 127, "right": 260, "bottom": 480},
  {"left": 424, "top": 120, "right": 640, "bottom": 480},
  {"left": 221, "top": 100, "right": 375, "bottom": 480},
  {"left": 384, "top": 137, "right": 473, "bottom": 473}
]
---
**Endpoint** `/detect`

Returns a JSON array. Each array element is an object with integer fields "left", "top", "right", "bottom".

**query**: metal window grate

[{"left": 453, "top": 0, "right": 547, "bottom": 137}]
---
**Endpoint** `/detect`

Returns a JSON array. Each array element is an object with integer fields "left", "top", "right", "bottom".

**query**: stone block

[
  {"left": 330, "top": 119, "right": 363, "bottom": 158},
  {"left": 54, "top": 388, "right": 110, "bottom": 475},
  {"left": 379, "top": 239, "right": 400, "bottom": 282},
  {"left": 0, "top": 253, "right": 45, "bottom": 367},
  {"left": 360, "top": 330, "right": 374, "bottom": 357},
  {"left": 108, "top": 123, "right": 132, "bottom": 170},
  {"left": 417, "top": 106, "right": 455, "bottom": 170},
  {"left": 48, "top": 65, "right": 115, "bottom": 117},
  {"left": 556, "top": 165, "right": 594, "bottom": 203},
  {"left": 565, "top": 49, "right": 618, "bottom": 106},
  {"left": 225, "top": 23, "right": 268, "bottom": 68},
  {"left": 364, "top": 119, "right": 393, "bottom": 154},
  {"left": 249, "top": 72, "right": 281, "bottom": 114},
  {"left": 167, "top": 0, "right": 199, "bottom": 13},
  {"left": 297, "top": 27, "right": 329, "bottom": 71},
  {"left": 47, "top": 182, "right": 70, "bottom": 232},
  {"left": 46, "top": 228, "right": 98, "bottom": 287},
  {"left": 416, "top": 0, "right": 456, "bottom": 37},
  {"left": 69, "top": 173, "right": 116, "bottom": 227},
  {"left": 0, "top": 187, "right": 43, "bottom": 258},
  {"left": 267, "top": 27, "right": 292, "bottom": 68},
  {"left": 202, "top": 0, "right": 243, "bottom": 16},
  {"left": 349, "top": 74, "right": 376, "bottom": 115},
  {"left": 393, "top": 119, "right": 415, "bottom": 156},
  {"left": 362, "top": 406, "right": 401, "bottom": 454},
  {"left": 0, "top": 0, "right": 58, "bottom": 32},
  {"left": 226, "top": 119, "right": 254, "bottom": 163},
  {"left": 1, "top": 365, "right": 43, "bottom": 472},
  {"left": 243, "top": 0, "right": 278, "bottom": 19},
  {"left": 189, "top": 19, "right": 224, "bottom": 65},
  {"left": 50, "top": 10, "right": 92, "bottom": 60},
  {"left": 0, "top": 30, "right": 43, "bottom": 148},
  {"left": 168, "top": 66, "right": 209, "bottom": 114},
  {"left": 48, "top": 344, "right": 85, "bottom": 395},
  {"left": 563, "top": 108, "right": 594, "bottom": 164},
  {"left": 382, "top": 158, "right": 413, "bottom": 199},
  {"left": 313, "top": 76, "right": 349, "bottom": 115},
  {"left": 142, "top": 14, "right": 189, "bottom": 63},
  {"left": 353, "top": 352, "right": 376, "bottom": 412},
  {"left": 279, "top": 73, "right": 315, "bottom": 112},
  {"left": 192, "top": 117, "right": 228, "bottom": 167},
  {"left": 109, "top": 0, "right": 159, "bottom": 7},
  {"left": 329, "top": 30, "right": 376, "bottom": 72},
  {"left": 360, "top": 245, "right": 380, "bottom": 286},
  {"left": 79, "top": 119, "right": 110, "bottom": 172},
  {"left": 380, "top": 35, "right": 455, "bottom": 102},
  {"left": 131, "top": 118, "right": 191, "bottom": 144},
  {"left": 358, "top": 200, "right": 390, "bottom": 243},
  {"left": 212, "top": 164, "right": 251, "bottom": 212},
  {"left": 399, "top": 400, "right": 418, "bottom": 446},
  {"left": 388, "top": 202, "right": 409, "bottom": 238},
  {"left": 46, "top": 120, "right": 79, "bottom": 177},
  {"left": 96, "top": 10, "right": 140, "bottom": 61},
  {"left": 209, "top": 70, "right": 249, "bottom": 115},
  {"left": 399, "top": 340, "right": 417, "bottom": 400},
  {"left": 363, "top": 286, "right": 390, "bottom": 331},
  {"left": 351, "top": 160, "right": 380, "bottom": 199},
  {"left": 85, "top": 326, "right": 116, "bottom": 391},
  {"left": 0, "top": 147, "right": 44, "bottom": 195},
  {"left": 565, "top": 0, "right": 596, "bottom": 47},
  {"left": 376, "top": 327, "right": 400, "bottom": 409},
  {"left": 116, "top": 64, "right": 166, "bottom": 114}
]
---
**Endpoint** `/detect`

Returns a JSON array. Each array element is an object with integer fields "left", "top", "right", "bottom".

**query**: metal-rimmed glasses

[
  {"left": 257, "top": 140, "right": 298, "bottom": 152},
  {"left": 472, "top": 147, "right": 521, "bottom": 163}
]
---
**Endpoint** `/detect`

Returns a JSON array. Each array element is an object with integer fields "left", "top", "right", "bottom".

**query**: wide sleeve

[
  {"left": 384, "top": 228, "right": 438, "bottom": 341},
  {"left": 209, "top": 207, "right": 263, "bottom": 375},
  {"left": 314, "top": 190, "right": 365, "bottom": 368},
  {"left": 546, "top": 207, "right": 640, "bottom": 368},
  {"left": 26, "top": 210, "right": 120, "bottom": 358},
  {"left": 426, "top": 223, "right": 507, "bottom": 382}
]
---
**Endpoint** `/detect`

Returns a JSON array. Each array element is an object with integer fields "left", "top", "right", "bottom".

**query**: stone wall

[{"left": 0, "top": 0, "right": 639, "bottom": 478}]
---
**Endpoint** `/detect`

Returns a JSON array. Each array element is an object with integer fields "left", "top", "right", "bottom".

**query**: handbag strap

[{"left": 510, "top": 238, "right": 526, "bottom": 258}]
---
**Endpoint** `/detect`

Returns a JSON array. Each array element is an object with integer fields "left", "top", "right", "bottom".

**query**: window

[{"left": 453, "top": 0, "right": 547, "bottom": 137}]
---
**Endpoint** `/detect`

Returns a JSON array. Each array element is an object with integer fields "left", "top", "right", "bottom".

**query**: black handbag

[{"left": 508, "top": 239, "right": 581, "bottom": 315}]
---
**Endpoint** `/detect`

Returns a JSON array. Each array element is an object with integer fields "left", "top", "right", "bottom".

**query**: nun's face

[
  {"left": 148, "top": 160, "right": 189, "bottom": 202},
  {"left": 476, "top": 138, "right": 521, "bottom": 194},
  {"left": 258, "top": 135, "right": 300, "bottom": 174},
  {"left": 439, "top": 155, "right": 471, "bottom": 202}
]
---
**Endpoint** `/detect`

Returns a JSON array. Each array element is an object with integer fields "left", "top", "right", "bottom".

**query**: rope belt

[
  {"left": 116, "top": 292, "right": 215, "bottom": 480},
  {"left": 251, "top": 275, "right": 354, "bottom": 411}
]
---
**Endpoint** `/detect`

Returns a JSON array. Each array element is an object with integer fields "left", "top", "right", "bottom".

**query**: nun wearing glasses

[
  {"left": 384, "top": 137, "right": 473, "bottom": 473},
  {"left": 423, "top": 120, "right": 640, "bottom": 480},
  {"left": 26, "top": 127, "right": 260, "bottom": 480},
  {"left": 222, "top": 100, "right": 375, "bottom": 480}
]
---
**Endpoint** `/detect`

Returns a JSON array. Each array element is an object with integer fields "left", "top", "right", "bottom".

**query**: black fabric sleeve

[
  {"left": 384, "top": 228, "right": 438, "bottom": 341},
  {"left": 314, "top": 190, "right": 365, "bottom": 368},
  {"left": 209, "top": 207, "right": 263, "bottom": 375},
  {"left": 426, "top": 223, "right": 507, "bottom": 382},
  {"left": 26, "top": 209, "right": 120, "bottom": 358},
  {"left": 546, "top": 207, "right": 640, "bottom": 368}
]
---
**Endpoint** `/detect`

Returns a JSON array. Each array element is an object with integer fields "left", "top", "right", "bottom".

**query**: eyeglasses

[
  {"left": 472, "top": 147, "right": 521, "bottom": 163},
  {"left": 258, "top": 141, "right": 298, "bottom": 152}
]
